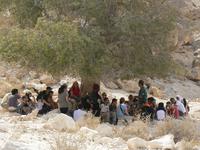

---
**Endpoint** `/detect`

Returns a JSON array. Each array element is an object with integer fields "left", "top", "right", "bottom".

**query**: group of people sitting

[{"left": 0, "top": 80, "right": 190, "bottom": 124}]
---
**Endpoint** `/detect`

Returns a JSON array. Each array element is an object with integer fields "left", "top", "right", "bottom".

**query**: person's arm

[
  {"left": 70, "top": 89, "right": 74, "bottom": 97},
  {"left": 43, "top": 100, "right": 51, "bottom": 106},
  {"left": 33, "top": 88, "right": 39, "bottom": 94},
  {"left": 125, "top": 109, "right": 129, "bottom": 115},
  {"left": 30, "top": 94, "right": 37, "bottom": 104},
  {"left": 123, "top": 105, "right": 129, "bottom": 115},
  {"left": 65, "top": 93, "right": 69, "bottom": 102}
]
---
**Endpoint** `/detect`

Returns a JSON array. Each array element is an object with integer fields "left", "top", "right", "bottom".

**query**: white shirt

[
  {"left": 73, "top": 109, "right": 87, "bottom": 121},
  {"left": 101, "top": 104, "right": 109, "bottom": 113},
  {"left": 176, "top": 100, "right": 186, "bottom": 113},
  {"left": 156, "top": 110, "right": 166, "bottom": 121},
  {"left": 36, "top": 101, "right": 43, "bottom": 110}
]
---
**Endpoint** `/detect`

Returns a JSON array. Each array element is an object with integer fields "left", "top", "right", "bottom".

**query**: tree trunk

[{"left": 81, "top": 76, "right": 100, "bottom": 96}]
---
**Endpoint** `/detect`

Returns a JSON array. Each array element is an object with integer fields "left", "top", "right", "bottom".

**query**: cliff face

[{"left": 168, "top": 0, "right": 200, "bottom": 81}]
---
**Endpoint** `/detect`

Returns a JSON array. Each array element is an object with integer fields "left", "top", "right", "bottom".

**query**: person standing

[
  {"left": 58, "top": 84, "right": 69, "bottom": 114},
  {"left": 109, "top": 98, "right": 118, "bottom": 125},
  {"left": 176, "top": 96, "right": 186, "bottom": 117},
  {"left": 100, "top": 97, "right": 110, "bottom": 123},
  {"left": 138, "top": 80, "right": 148, "bottom": 108},
  {"left": 89, "top": 83, "right": 101, "bottom": 117},
  {"left": 117, "top": 97, "right": 129, "bottom": 124}
]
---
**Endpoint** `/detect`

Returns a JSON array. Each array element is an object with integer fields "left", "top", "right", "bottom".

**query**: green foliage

[
  {"left": 0, "top": 0, "right": 42, "bottom": 28},
  {"left": 0, "top": 0, "right": 178, "bottom": 79},
  {"left": 0, "top": 19, "right": 81, "bottom": 74}
]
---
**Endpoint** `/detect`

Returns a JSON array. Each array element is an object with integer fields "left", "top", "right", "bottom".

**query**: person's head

[
  {"left": 166, "top": 101, "right": 171, "bottom": 108},
  {"left": 111, "top": 98, "right": 117, "bottom": 105},
  {"left": 104, "top": 97, "right": 110, "bottom": 105},
  {"left": 58, "top": 84, "right": 68, "bottom": 94},
  {"left": 22, "top": 95, "right": 28, "bottom": 102},
  {"left": 49, "top": 91, "right": 54, "bottom": 97},
  {"left": 11, "top": 89, "right": 18, "bottom": 95},
  {"left": 128, "top": 95, "right": 134, "bottom": 101},
  {"left": 102, "top": 92, "right": 107, "bottom": 99},
  {"left": 72, "top": 81, "right": 79, "bottom": 88},
  {"left": 125, "top": 101, "right": 129, "bottom": 105},
  {"left": 176, "top": 95, "right": 183, "bottom": 102},
  {"left": 120, "top": 97, "right": 125, "bottom": 104},
  {"left": 148, "top": 97, "right": 155, "bottom": 103},
  {"left": 93, "top": 83, "right": 100, "bottom": 93},
  {"left": 138, "top": 80, "right": 144, "bottom": 88},
  {"left": 183, "top": 98, "right": 187, "bottom": 107},
  {"left": 46, "top": 87, "right": 52, "bottom": 92},
  {"left": 157, "top": 102, "right": 165, "bottom": 110},
  {"left": 78, "top": 103, "right": 83, "bottom": 110},
  {"left": 24, "top": 89, "right": 32, "bottom": 98},
  {"left": 170, "top": 98, "right": 176, "bottom": 104}
]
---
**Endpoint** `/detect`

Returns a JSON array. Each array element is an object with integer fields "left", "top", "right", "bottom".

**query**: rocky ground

[{"left": 0, "top": 84, "right": 200, "bottom": 150}]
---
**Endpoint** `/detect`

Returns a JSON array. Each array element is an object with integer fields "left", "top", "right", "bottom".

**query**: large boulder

[
  {"left": 149, "top": 86, "right": 164, "bottom": 98},
  {"left": 189, "top": 67, "right": 200, "bottom": 81},
  {"left": 39, "top": 74, "right": 56, "bottom": 85},
  {"left": 28, "top": 71, "right": 39, "bottom": 79},
  {"left": 97, "top": 137, "right": 128, "bottom": 150},
  {"left": 78, "top": 127, "right": 98, "bottom": 140},
  {"left": 103, "top": 81, "right": 119, "bottom": 89},
  {"left": 0, "top": 80, "right": 12, "bottom": 97},
  {"left": 95, "top": 124, "right": 114, "bottom": 137},
  {"left": 24, "top": 82, "right": 47, "bottom": 91},
  {"left": 175, "top": 141, "right": 186, "bottom": 150},
  {"left": 127, "top": 137, "right": 147, "bottom": 150},
  {"left": 127, "top": 134, "right": 175, "bottom": 150},
  {"left": 44, "top": 114, "right": 76, "bottom": 131},
  {"left": 115, "top": 79, "right": 139, "bottom": 93},
  {"left": 192, "top": 58, "right": 200, "bottom": 68},
  {"left": 148, "top": 134, "right": 175, "bottom": 149}
]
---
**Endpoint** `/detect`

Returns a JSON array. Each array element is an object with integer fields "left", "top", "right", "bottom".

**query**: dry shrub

[
  {"left": 54, "top": 136, "right": 78, "bottom": 150},
  {"left": 0, "top": 80, "right": 12, "bottom": 97},
  {"left": 113, "top": 121, "right": 151, "bottom": 141},
  {"left": 154, "top": 118, "right": 200, "bottom": 143},
  {"left": 76, "top": 113, "right": 100, "bottom": 129},
  {"left": 0, "top": 79, "right": 23, "bottom": 98},
  {"left": 176, "top": 140, "right": 200, "bottom": 150}
]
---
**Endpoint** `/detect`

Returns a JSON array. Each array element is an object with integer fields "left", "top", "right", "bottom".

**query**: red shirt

[
  {"left": 171, "top": 104, "right": 179, "bottom": 119},
  {"left": 70, "top": 87, "right": 80, "bottom": 97}
]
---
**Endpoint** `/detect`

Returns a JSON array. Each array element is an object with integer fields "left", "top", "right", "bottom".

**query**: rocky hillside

[{"left": 169, "top": 0, "right": 200, "bottom": 81}]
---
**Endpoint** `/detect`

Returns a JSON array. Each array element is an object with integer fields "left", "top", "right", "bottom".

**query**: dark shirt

[
  {"left": 109, "top": 104, "right": 117, "bottom": 112},
  {"left": 90, "top": 92, "right": 101, "bottom": 107},
  {"left": 138, "top": 87, "right": 147, "bottom": 105},
  {"left": 37, "top": 90, "right": 48, "bottom": 101},
  {"left": 8, "top": 94, "right": 21, "bottom": 108}
]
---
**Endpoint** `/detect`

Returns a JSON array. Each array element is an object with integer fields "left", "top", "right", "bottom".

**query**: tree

[
  {"left": 0, "top": 0, "right": 43, "bottom": 28},
  {"left": 0, "top": 0, "right": 177, "bottom": 94}
]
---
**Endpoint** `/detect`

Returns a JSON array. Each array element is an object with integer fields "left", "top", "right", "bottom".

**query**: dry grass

[
  {"left": 110, "top": 117, "right": 200, "bottom": 146},
  {"left": 113, "top": 121, "right": 151, "bottom": 141},
  {"left": 0, "top": 79, "right": 23, "bottom": 98},
  {"left": 54, "top": 137, "right": 78, "bottom": 150},
  {"left": 0, "top": 80, "right": 13, "bottom": 97},
  {"left": 76, "top": 112, "right": 100, "bottom": 129},
  {"left": 154, "top": 118, "right": 200, "bottom": 143}
]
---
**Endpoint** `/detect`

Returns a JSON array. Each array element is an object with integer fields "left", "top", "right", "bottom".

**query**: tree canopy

[{"left": 0, "top": 0, "right": 178, "bottom": 80}]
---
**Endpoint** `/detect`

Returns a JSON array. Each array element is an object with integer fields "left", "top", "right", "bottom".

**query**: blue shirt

[{"left": 117, "top": 104, "right": 126, "bottom": 118}]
